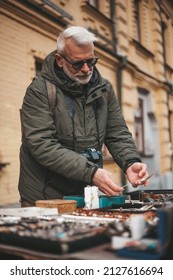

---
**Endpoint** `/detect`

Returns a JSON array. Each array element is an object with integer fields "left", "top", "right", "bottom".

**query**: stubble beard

[{"left": 62, "top": 64, "right": 93, "bottom": 85}]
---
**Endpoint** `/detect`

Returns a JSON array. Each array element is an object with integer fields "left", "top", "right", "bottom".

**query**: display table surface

[{"left": 0, "top": 242, "right": 125, "bottom": 260}]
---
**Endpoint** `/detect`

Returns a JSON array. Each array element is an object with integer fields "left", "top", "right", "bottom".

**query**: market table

[{"left": 0, "top": 242, "right": 125, "bottom": 260}]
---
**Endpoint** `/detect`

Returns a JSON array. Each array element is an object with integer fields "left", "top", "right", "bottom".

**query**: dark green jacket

[{"left": 18, "top": 50, "right": 141, "bottom": 204}]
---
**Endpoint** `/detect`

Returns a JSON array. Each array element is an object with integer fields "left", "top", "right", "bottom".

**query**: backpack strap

[
  {"left": 45, "top": 79, "right": 76, "bottom": 150},
  {"left": 45, "top": 79, "right": 57, "bottom": 113},
  {"left": 19, "top": 108, "right": 25, "bottom": 142},
  {"left": 45, "top": 79, "right": 75, "bottom": 120},
  {"left": 20, "top": 79, "right": 57, "bottom": 142}
]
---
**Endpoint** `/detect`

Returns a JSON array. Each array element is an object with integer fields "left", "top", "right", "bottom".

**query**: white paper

[
  {"left": 84, "top": 186, "right": 99, "bottom": 209},
  {"left": 130, "top": 214, "right": 146, "bottom": 240},
  {"left": 0, "top": 207, "right": 58, "bottom": 217}
]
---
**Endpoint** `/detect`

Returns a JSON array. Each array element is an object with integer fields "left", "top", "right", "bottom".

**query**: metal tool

[
  {"left": 140, "top": 173, "right": 153, "bottom": 201},
  {"left": 140, "top": 173, "right": 153, "bottom": 184},
  {"left": 122, "top": 173, "right": 153, "bottom": 188},
  {"left": 122, "top": 184, "right": 128, "bottom": 188}
]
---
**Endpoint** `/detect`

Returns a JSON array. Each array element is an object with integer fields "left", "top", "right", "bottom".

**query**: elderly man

[{"left": 18, "top": 26, "right": 149, "bottom": 206}]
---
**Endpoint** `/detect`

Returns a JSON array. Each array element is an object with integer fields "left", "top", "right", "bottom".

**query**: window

[
  {"left": 87, "top": 0, "right": 110, "bottom": 18},
  {"left": 88, "top": 0, "right": 99, "bottom": 9},
  {"left": 135, "top": 98, "right": 144, "bottom": 153},
  {"left": 161, "top": 20, "right": 167, "bottom": 66},
  {"left": 35, "top": 58, "right": 43, "bottom": 76},
  {"left": 160, "top": 9, "right": 172, "bottom": 68},
  {"left": 135, "top": 88, "right": 156, "bottom": 157}
]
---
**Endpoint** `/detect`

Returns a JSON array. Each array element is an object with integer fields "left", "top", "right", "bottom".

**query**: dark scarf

[{"left": 54, "top": 62, "right": 99, "bottom": 94}]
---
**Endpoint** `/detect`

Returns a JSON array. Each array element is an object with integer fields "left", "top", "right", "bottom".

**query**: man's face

[{"left": 56, "top": 39, "right": 97, "bottom": 85}]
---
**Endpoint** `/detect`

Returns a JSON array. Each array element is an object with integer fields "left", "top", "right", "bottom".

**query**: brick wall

[{"left": 0, "top": 0, "right": 172, "bottom": 205}]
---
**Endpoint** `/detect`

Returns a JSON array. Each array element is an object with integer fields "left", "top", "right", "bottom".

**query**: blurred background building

[{"left": 0, "top": 0, "right": 173, "bottom": 205}]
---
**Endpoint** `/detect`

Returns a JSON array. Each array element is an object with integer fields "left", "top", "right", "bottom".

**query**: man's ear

[{"left": 55, "top": 53, "right": 63, "bottom": 67}]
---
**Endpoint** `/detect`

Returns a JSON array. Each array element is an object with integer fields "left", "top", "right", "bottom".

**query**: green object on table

[
  {"left": 99, "top": 195, "right": 125, "bottom": 208},
  {"left": 64, "top": 195, "right": 125, "bottom": 208},
  {"left": 64, "top": 196, "right": 85, "bottom": 207}
]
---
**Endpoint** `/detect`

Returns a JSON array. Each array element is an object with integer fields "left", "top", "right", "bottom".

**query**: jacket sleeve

[
  {"left": 104, "top": 82, "right": 141, "bottom": 173},
  {"left": 22, "top": 77, "right": 97, "bottom": 184}
]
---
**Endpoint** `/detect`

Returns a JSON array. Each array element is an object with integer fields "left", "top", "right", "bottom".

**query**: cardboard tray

[
  {"left": 0, "top": 216, "right": 109, "bottom": 255},
  {"left": 35, "top": 199, "right": 77, "bottom": 214},
  {"left": 0, "top": 231, "right": 109, "bottom": 255}
]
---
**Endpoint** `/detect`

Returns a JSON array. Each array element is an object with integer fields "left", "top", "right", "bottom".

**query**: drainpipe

[
  {"left": 158, "top": 0, "right": 173, "bottom": 183},
  {"left": 110, "top": 0, "right": 128, "bottom": 186},
  {"left": 110, "top": 0, "right": 118, "bottom": 54},
  {"left": 117, "top": 56, "right": 128, "bottom": 108},
  {"left": 165, "top": 81, "right": 173, "bottom": 182},
  {"left": 117, "top": 56, "right": 128, "bottom": 186}
]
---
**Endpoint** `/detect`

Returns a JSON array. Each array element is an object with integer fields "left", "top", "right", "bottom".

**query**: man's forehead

[{"left": 64, "top": 39, "right": 94, "bottom": 57}]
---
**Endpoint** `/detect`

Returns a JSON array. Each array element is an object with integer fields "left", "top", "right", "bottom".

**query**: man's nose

[{"left": 81, "top": 62, "right": 90, "bottom": 72}]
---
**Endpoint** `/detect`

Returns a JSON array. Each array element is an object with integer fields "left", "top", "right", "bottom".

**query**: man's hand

[
  {"left": 126, "top": 162, "right": 149, "bottom": 187},
  {"left": 92, "top": 168, "right": 124, "bottom": 196}
]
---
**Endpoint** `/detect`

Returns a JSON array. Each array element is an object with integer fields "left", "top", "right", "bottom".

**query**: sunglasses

[{"left": 59, "top": 53, "right": 98, "bottom": 71}]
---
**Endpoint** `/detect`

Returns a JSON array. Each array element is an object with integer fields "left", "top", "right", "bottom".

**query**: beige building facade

[{"left": 0, "top": 0, "right": 173, "bottom": 205}]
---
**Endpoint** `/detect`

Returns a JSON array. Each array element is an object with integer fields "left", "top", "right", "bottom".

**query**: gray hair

[{"left": 57, "top": 26, "right": 98, "bottom": 53}]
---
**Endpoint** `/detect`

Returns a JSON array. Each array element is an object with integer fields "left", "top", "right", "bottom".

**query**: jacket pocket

[{"left": 44, "top": 171, "right": 85, "bottom": 196}]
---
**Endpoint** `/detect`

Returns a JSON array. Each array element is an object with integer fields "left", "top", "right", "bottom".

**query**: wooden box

[{"left": 35, "top": 199, "right": 77, "bottom": 214}]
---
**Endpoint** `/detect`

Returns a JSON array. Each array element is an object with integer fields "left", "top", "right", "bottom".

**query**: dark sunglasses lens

[
  {"left": 87, "top": 58, "right": 98, "bottom": 67},
  {"left": 73, "top": 62, "right": 84, "bottom": 70},
  {"left": 73, "top": 58, "right": 98, "bottom": 70}
]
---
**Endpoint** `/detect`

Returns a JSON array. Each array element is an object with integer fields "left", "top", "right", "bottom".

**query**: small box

[{"left": 99, "top": 195, "right": 125, "bottom": 208}]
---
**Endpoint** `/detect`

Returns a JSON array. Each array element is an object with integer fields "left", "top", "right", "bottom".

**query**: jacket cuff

[
  {"left": 90, "top": 165, "right": 99, "bottom": 185},
  {"left": 123, "top": 159, "right": 141, "bottom": 173}
]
